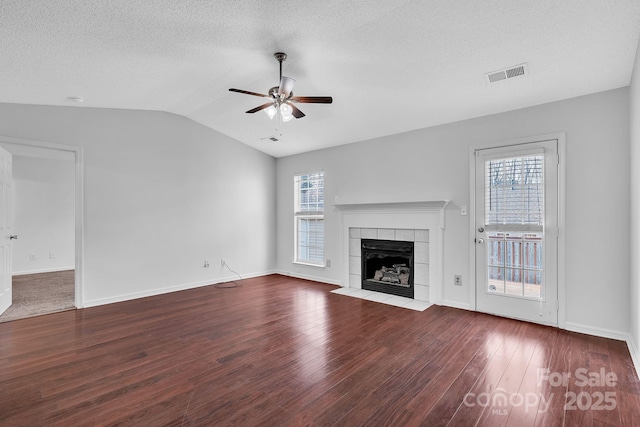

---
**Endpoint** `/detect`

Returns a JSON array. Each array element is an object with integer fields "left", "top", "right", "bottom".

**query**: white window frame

[{"left": 294, "top": 171, "right": 325, "bottom": 267}]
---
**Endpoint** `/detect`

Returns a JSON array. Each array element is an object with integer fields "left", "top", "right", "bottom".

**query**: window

[{"left": 294, "top": 171, "right": 324, "bottom": 266}]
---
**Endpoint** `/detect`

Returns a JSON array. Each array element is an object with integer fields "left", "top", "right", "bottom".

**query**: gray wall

[
  {"left": 0, "top": 104, "right": 276, "bottom": 306},
  {"left": 630, "top": 39, "right": 640, "bottom": 356},
  {"left": 277, "top": 88, "right": 630, "bottom": 336}
]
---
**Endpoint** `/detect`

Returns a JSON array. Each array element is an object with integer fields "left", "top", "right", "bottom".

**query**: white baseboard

[
  {"left": 564, "top": 323, "right": 640, "bottom": 380},
  {"left": 83, "top": 270, "right": 275, "bottom": 308},
  {"left": 442, "top": 299, "right": 472, "bottom": 310},
  {"left": 564, "top": 321, "right": 629, "bottom": 342},
  {"left": 275, "top": 270, "right": 342, "bottom": 286},
  {"left": 13, "top": 266, "right": 75, "bottom": 276}
]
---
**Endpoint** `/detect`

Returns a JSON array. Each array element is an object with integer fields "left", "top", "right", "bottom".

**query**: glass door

[{"left": 475, "top": 140, "right": 558, "bottom": 325}]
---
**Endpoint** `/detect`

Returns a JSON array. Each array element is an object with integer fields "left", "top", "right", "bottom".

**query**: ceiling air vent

[
  {"left": 485, "top": 63, "right": 528, "bottom": 84},
  {"left": 260, "top": 136, "right": 279, "bottom": 142}
]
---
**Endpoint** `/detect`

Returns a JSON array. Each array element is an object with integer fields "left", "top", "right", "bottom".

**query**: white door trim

[
  {"left": 0, "top": 146, "right": 12, "bottom": 315},
  {"left": 468, "top": 132, "right": 566, "bottom": 329},
  {"left": 0, "top": 136, "right": 85, "bottom": 308}
]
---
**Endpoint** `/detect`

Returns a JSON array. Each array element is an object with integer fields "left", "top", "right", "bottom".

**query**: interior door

[
  {"left": 475, "top": 140, "right": 558, "bottom": 326},
  {"left": 0, "top": 146, "right": 13, "bottom": 315}
]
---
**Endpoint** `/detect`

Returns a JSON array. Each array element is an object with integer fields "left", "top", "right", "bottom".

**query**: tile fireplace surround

[
  {"left": 349, "top": 227, "right": 429, "bottom": 301},
  {"left": 335, "top": 200, "right": 448, "bottom": 305}
]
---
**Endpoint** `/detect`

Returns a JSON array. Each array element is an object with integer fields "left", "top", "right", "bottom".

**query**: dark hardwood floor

[{"left": 1, "top": 274, "right": 639, "bottom": 426}]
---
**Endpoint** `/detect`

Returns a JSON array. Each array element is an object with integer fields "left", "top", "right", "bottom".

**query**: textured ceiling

[{"left": 1, "top": 1, "right": 639, "bottom": 158}]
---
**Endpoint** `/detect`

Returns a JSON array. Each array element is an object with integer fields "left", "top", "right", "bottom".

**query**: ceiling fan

[{"left": 229, "top": 52, "right": 332, "bottom": 122}]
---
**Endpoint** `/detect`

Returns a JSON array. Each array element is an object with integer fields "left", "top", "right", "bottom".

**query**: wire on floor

[{"left": 215, "top": 261, "right": 243, "bottom": 288}]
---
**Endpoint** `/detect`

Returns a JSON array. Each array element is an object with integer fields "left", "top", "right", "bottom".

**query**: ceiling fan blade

[
  {"left": 246, "top": 102, "right": 275, "bottom": 114},
  {"left": 289, "top": 103, "right": 306, "bottom": 119},
  {"left": 278, "top": 77, "right": 296, "bottom": 97},
  {"left": 229, "top": 88, "right": 269, "bottom": 98},
  {"left": 289, "top": 96, "right": 333, "bottom": 104}
]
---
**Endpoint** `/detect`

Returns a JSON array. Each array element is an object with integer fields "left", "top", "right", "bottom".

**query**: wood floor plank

[
  {"left": 504, "top": 325, "right": 559, "bottom": 426},
  {"left": 475, "top": 321, "right": 546, "bottom": 427},
  {"left": 315, "top": 309, "right": 476, "bottom": 425},
  {"left": 1, "top": 274, "right": 639, "bottom": 426},
  {"left": 533, "top": 329, "right": 573, "bottom": 427}
]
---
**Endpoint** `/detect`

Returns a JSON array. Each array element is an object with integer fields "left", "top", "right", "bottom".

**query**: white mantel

[{"left": 335, "top": 199, "right": 449, "bottom": 305}]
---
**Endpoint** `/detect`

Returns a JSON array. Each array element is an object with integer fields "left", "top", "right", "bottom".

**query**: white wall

[
  {"left": 277, "top": 88, "right": 630, "bottom": 336},
  {"left": 630, "top": 39, "right": 640, "bottom": 357},
  {"left": 0, "top": 104, "right": 276, "bottom": 306},
  {"left": 12, "top": 156, "right": 75, "bottom": 274}
]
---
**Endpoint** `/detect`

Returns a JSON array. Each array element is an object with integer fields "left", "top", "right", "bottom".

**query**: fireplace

[
  {"left": 361, "top": 239, "right": 414, "bottom": 298},
  {"left": 338, "top": 200, "right": 448, "bottom": 304}
]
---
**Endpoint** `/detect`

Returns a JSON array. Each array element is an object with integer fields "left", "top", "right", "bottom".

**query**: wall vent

[{"left": 485, "top": 63, "right": 528, "bottom": 84}]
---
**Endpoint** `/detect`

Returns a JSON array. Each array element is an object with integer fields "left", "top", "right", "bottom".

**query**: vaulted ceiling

[{"left": 1, "top": 1, "right": 639, "bottom": 157}]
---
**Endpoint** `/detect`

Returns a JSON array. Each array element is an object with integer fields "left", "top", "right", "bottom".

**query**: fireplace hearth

[{"left": 361, "top": 239, "right": 414, "bottom": 298}]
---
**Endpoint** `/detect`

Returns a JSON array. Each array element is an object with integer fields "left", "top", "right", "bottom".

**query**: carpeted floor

[{"left": 0, "top": 270, "right": 75, "bottom": 323}]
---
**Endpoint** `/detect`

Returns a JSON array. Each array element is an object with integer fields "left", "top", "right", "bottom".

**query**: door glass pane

[
  {"left": 485, "top": 155, "right": 544, "bottom": 225},
  {"left": 486, "top": 231, "right": 543, "bottom": 299},
  {"left": 504, "top": 268, "right": 523, "bottom": 296},
  {"left": 488, "top": 237, "right": 504, "bottom": 266},
  {"left": 484, "top": 153, "right": 545, "bottom": 300},
  {"left": 487, "top": 266, "right": 505, "bottom": 293},
  {"left": 524, "top": 267, "right": 543, "bottom": 299},
  {"left": 505, "top": 237, "right": 522, "bottom": 268},
  {"left": 523, "top": 234, "right": 543, "bottom": 269}
]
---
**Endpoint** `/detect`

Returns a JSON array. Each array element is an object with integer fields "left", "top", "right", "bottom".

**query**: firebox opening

[{"left": 361, "top": 239, "right": 414, "bottom": 299}]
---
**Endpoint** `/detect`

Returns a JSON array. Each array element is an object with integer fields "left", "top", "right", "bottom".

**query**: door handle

[
  {"left": 477, "top": 227, "right": 485, "bottom": 233},
  {"left": 9, "top": 235, "right": 17, "bottom": 240},
  {"left": 477, "top": 238, "right": 484, "bottom": 244}
]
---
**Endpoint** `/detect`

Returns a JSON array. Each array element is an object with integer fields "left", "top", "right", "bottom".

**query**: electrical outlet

[
  {"left": 221, "top": 258, "right": 226, "bottom": 267},
  {"left": 460, "top": 206, "right": 468, "bottom": 216},
  {"left": 204, "top": 260, "right": 210, "bottom": 268},
  {"left": 454, "top": 275, "right": 462, "bottom": 286},
  {"left": 325, "top": 259, "right": 331, "bottom": 267},
  {"left": 30, "top": 254, "right": 36, "bottom": 261},
  {"left": 49, "top": 252, "right": 55, "bottom": 259}
]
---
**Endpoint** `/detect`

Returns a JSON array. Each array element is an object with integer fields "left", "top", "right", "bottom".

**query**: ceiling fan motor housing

[{"left": 274, "top": 52, "right": 287, "bottom": 63}]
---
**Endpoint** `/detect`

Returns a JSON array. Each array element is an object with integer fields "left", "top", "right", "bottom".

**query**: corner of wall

[
  {"left": 627, "top": 336, "right": 640, "bottom": 381},
  {"left": 629, "top": 32, "right": 640, "bottom": 379}
]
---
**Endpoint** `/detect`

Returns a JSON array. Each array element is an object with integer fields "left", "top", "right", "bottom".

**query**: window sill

[{"left": 293, "top": 260, "right": 325, "bottom": 268}]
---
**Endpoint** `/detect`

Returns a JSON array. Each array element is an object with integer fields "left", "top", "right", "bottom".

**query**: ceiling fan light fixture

[
  {"left": 264, "top": 104, "right": 277, "bottom": 119},
  {"left": 282, "top": 114, "right": 294, "bottom": 123},
  {"left": 280, "top": 102, "right": 293, "bottom": 118},
  {"left": 278, "top": 77, "right": 296, "bottom": 97}
]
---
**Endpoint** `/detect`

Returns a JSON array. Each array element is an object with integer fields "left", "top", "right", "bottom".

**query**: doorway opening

[{"left": 0, "top": 138, "right": 83, "bottom": 322}]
